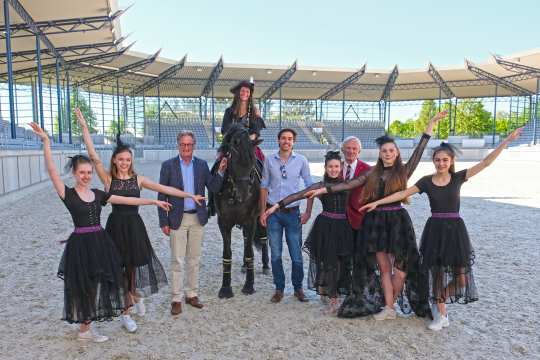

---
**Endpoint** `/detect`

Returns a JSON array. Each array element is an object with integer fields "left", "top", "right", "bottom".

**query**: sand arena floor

[{"left": 0, "top": 158, "right": 538, "bottom": 360}]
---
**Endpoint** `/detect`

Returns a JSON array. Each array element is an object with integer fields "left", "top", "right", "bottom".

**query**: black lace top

[
  {"left": 278, "top": 177, "right": 348, "bottom": 213},
  {"left": 221, "top": 107, "right": 266, "bottom": 137},
  {"left": 109, "top": 176, "right": 140, "bottom": 214},
  {"left": 326, "top": 133, "right": 431, "bottom": 205},
  {"left": 61, "top": 186, "right": 110, "bottom": 227}
]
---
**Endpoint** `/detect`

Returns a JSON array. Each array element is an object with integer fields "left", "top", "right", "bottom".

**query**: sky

[
  {"left": 114, "top": 0, "right": 538, "bottom": 120},
  {"left": 118, "top": 0, "right": 539, "bottom": 69}
]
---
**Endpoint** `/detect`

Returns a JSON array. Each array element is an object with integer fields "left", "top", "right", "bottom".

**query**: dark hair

[
  {"left": 65, "top": 154, "right": 92, "bottom": 172},
  {"left": 230, "top": 82, "right": 258, "bottom": 123},
  {"left": 432, "top": 142, "right": 460, "bottom": 174},
  {"left": 361, "top": 135, "right": 408, "bottom": 204},
  {"left": 324, "top": 150, "right": 341, "bottom": 165},
  {"left": 110, "top": 134, "right": 135, "bottom": 178},
  {"left": 277, "top": 128, "right": 297, "bottom": 140}
]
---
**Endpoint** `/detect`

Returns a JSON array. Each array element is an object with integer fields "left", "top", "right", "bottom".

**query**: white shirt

[{"left": 343, "top": 159, "right": 358, "bottom": 180}]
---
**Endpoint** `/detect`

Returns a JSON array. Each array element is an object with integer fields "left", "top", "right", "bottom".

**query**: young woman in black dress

[
  {"left": 29, "top": 122, "right": 171, "bottom": 342},
  {"left": 360, "top": 127, "right": 523, "bottom": 330},
  {"left": 264, "top": 151, "right": 353, "bottom": 314},
  {"left": 76, "top": 109, "right": 204, "bottom": 332},
  {"left": 307, "top": 111, "right": 447, "bottom": 320}
]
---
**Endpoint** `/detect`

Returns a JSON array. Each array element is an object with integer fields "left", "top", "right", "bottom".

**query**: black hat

[
  {"left": 375, "top": 135, "right": 395, "bottom": 147},
  {"left": 230, "top": 79, "right": 254, "bottom": 94}
]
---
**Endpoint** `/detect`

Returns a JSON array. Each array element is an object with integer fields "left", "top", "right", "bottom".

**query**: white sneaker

[
  {"left": 133, "top": 298, "right": 146, "bottom": 316},
  {"left": 120, "top": 314, "right": 138, "bottom": 333},
  {"left": 428, "top": 314, "right": 449, "bottom": 331},
  {"left": 373, "top": 306, "right": 397, "bottom": 321},
  {"left": 78, "top": 328, "right": 109, "bottom": 343}
]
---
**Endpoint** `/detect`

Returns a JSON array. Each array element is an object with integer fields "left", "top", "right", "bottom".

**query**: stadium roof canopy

[{"left": 2, "top": 0, "right": 540, "bottom": 101}]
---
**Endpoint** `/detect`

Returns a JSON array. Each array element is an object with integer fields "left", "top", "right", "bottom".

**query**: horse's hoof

[
  {"left": 218, "top": 287, "right": 234, "bottom": 299},
  {"left": 241, "top": 285, "right": 255, "bottom": 295},
  {"left": 241, "top": 265, "right": 247, "bottom": 274},
  {"left": 262, "top": 267, "right": 271, "bottom": 275}
]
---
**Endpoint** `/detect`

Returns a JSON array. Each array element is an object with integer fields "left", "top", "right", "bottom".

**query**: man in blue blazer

[{"left": 158, "top": 130, "right": 226, "bottom": 315}]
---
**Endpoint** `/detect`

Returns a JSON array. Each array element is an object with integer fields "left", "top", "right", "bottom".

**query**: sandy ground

[{"left": 0, "top": 157, "right": 539, "bottom": 360}]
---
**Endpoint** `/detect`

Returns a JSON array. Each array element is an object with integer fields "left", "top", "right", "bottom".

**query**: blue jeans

[{"left": 267, "top": 209, "right": 303, "bottom": 291}]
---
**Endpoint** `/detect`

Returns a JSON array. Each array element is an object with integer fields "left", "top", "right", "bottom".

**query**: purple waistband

[
  {"left": 321, "top": 211, "right": 347, "bottom": 219},
  {"left": 431, "top": 212, "right": 460, "bottom": 219},
  {"left": 73, "top": 225, "right": 103, "bottom": 234},
  {"left": 374, "top": 205, "right": 403, "bottom": 212}
]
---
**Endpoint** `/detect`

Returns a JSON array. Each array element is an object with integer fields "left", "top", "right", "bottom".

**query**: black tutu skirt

[
  {"left": 303, "top": 214, "right": 354, "bottom": 297},
  {"left": 105, "top": 211, "right": 167, "bottom": 296},
  {"left": 57, "top": 229, "right": 125, "bottom": 324},
  {"left": 361, "top": 208, "right": 416, "bottom": 271},
  {"left": 356, "top": 208, "right": 431, "bottom": 318},
  {"left": 420, "top": 218, "right": 478, "bottom": 304}
]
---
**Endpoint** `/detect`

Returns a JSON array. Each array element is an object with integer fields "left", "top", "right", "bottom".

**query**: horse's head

[{"left": 220, "top": 124, "right": 261, "bottom": 203}]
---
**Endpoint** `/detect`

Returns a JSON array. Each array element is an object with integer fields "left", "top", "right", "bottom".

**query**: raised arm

[
  {"left": 405, "top": 111, "right": 448, "bottom": 177},
  {"left": 29, "top": 123, "right": 65, "bottom": 199},
  {"left": 139, "top": 175, "right": 205, "bottom": 205},
  {"left": 360, "top": 185, "right": 420, "bottom": 212},
  {"left": 75, "top": 108, "right": 111, "bottom": 188},
  {"left": 466, "top": 127, "right": 523, "bottom": 180}
]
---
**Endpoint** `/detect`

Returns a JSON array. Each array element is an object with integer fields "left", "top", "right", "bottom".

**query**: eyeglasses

[
  {"left": 180, "top": 143, "right": 194, "bottom": 148},
  {"left": 279, "top": 164, "right": 287, "bottom": 179}
]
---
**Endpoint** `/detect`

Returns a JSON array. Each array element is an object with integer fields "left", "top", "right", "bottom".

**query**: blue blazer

[{"left": 158, "top": 156, "right": 223, "bottom": 229}]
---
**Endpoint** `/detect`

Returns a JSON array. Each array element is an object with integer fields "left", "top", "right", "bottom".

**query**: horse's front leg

[
  {"left": 241, "top": 220, "right": 256, "bottom": 295},
  {"left": 218, "top": 218, "right": 234, "bottom": 299}
]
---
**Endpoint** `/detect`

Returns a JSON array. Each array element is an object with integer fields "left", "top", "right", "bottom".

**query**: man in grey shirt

[{"left": 260, "top": 128, "right": 313, "bottom": 303}]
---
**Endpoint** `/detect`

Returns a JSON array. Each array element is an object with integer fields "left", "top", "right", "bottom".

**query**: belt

[
  {"left": 431, "top": 212, "right": 460, "bottom": 219},
  {"left": 73, "top": 225, "right": 103, "bottom": 234},
  {"left": 321, "top": 211, "right": 347, "bottom": 219},
  {"left": 268, "top": 204, "right": 299, "bottom": 213},
  {"left": 374, "top": 205, "right": 403, "bottom": 212},
  {"left": 184, "top": 209, "right": 197, "bottom": 214}
]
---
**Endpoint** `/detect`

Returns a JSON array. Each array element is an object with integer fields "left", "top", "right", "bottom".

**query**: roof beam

[
  {"left": 0, "top": 10, "right": 125, "bottom": 39},
  {"left": 428, "top": 63, "right": 455, "bottom": 98},
  {"left": 260, "top": 60, "right": 297, "bottom": 102},
  {"left": 380, "top": 65, "right": 399, "bottom": 101},
  {"left": 4, "top": 44, "right": 133, "bottom": 78},
  {"left": 466, "top": 60, "right": 532, "bottom": 95},
  {"left": 77, "top": 50, "right": 160, "bottom": 87},
  {"left": 5, "top": 0, "right": 64, "bottom": 65},
  {"left": 319, "top": 64, "right": 366, "bottom": 100},
  {"left": 493, "top": 55, "right": 540, "bottom": 75},
  {"left": 201, "top": 56, "right": 223, "bottom": 97},
  {"left": 132, "top": 54, "right": 187, "bottom": 95},
  {"left": 0, "top": 38, "right": 124, "bottom": 64}
]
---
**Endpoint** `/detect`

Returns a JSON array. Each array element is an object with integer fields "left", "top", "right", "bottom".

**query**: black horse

[{"left": 214, "top": 125, "right": 265, "bottom": 298}]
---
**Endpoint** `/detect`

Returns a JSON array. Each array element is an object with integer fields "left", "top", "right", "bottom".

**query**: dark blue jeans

[{"left": 267, "top": 208, "right": 303, "bottom": 291}]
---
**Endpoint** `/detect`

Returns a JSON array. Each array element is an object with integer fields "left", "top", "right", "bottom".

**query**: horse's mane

[{"left": 219, "top": 124, "right": 254, "bottom": 164}]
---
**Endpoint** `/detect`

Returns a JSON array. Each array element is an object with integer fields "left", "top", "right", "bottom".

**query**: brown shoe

[
  {"left": 270, "top": 290, "right": 284, "bottom": 303},
  {"left": 171, "top": 301, "right": 182, "bottom": 315},
  {"left": 294, "top": 289, "right": 309, "bottom": 302},
  {"left": 185, "top": 296, "right": 204, "bottom": 309}
]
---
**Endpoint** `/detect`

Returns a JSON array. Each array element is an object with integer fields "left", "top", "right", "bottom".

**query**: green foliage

[
  {"left": 388, "top": 99, "right": 530, "bottom": 139},
  {"left": 54, "top": 90, "right": 97, "bottom": 136}
]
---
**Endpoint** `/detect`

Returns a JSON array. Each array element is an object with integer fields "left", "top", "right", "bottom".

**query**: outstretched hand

[
  {"left": 359, "top": 202, "right": 378, "bottom": 213},
  {"left": 192, "top": 194, "right": 206, "bottom": 206},
  {"left": 155, "top": 200, "right": 172, "bottom": 211},
  {"left": 306, "top": 188, "right": 325, "bottom": 199},
  {"left": 29, "top": 122, "right": 49, "bottom": 142},
  {"left": 430, "top": 110, "right": 448, "bottom": 124},
  {"left": 505, "top": 127, "right": 523, "bottom": 143}
]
